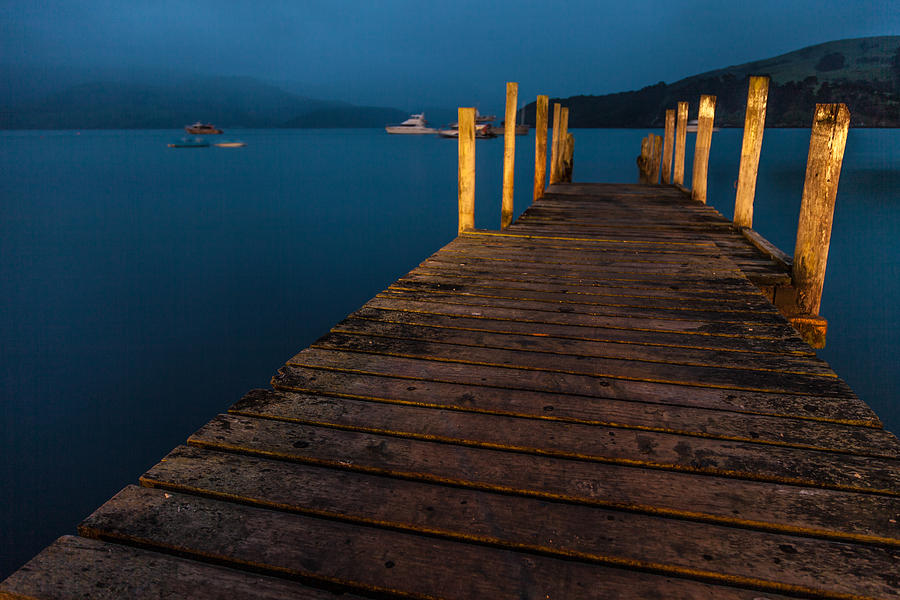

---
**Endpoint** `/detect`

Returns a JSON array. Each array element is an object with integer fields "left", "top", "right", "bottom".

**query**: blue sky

[{"left": 2, "top": 0, "right": 898, "bottom": 111}]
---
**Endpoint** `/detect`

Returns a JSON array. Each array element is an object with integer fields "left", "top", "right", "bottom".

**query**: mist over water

[{"left": 1, "top": 127, "right": 898, "bottom": 579}]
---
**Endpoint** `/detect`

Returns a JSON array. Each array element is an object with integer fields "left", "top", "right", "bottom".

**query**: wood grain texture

[
  {"left": 142, "top": 445, "right": 900, "bottom": 599},
  {"left": 733, "top": 76, "right": 769, "bottom": 229},
  {"left": 501, "top": 81, "right": 517, "bottom": 228},
  {"left": 793, "top": 103, "right": 851, "bottom": 316},
  {"left": 0, "top": 536, "right": 363, "bottom": 600},
  {"left": 81, "top": 485, "right": 812, "bottom": 600},
  {"left": 691, "top": 95, "right": 717, "bottom": 204},
  {"left": 187, "top": 414, "right": 900, "bottom": 547},
  {"left": 457, "top": 107, "right": 475, "bottom": 233},
  {"left": 673, "top": 101, "right": 689, "bottom": 185},
  {"left": 662, "top": 109, "right": 676, "bottom": 184},
  {"left": 5, "top": 182, "right": 895, "bottom": 599},
  {"left": 532, "top": 95, "right": 549, "bottom": 201}
]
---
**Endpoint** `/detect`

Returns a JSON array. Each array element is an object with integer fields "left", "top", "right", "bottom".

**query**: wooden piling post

[
  {"left": 690, "top": 95, "right": 716, "bottom": 203},
  {"left": 792, "top": 103, "right": 850, "bottom": 319},
  {"left": 733, "top": 76, "right": 770, "bottom": 229},
  {"left": 533, "top": 95, "right": 549, "bottom": 201},
  {"left": 554, "top": 107, "right": 569, "bottom": 184},
  {"left": 649, "top": 134, "right": 662, "bottom": 184},
  {"left": 562, "top": 133, "right": 574, "bottom": 183},
  {"left": 501, "top": 82, "right": 518, "bottom": 229},
  {"left": 637, "top": 135, "right": 651, "bottom": 184},
  {"left": 457, "top": 107, "right": 476, "bottom": 234},
  {"left": 661, "top": 109, "right": 675, "bottom": 184},
  {"left": 673, "top": 102, "right": 688, "bottom": 186},
  {"left": 549, "top": 103, "right": 561, "bottom": 184}
]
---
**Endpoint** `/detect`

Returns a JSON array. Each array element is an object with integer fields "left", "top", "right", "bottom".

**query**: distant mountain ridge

[
  {"left": 0, "top": 71, "right": 408, "bottom": 129},
  {"left": 523, "top": 36, "right": 900, "bottom": 127}
]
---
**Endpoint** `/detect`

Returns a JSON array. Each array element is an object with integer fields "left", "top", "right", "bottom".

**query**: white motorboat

[{"left": 385, "top": 113, "right": 437, "bottom": 134}]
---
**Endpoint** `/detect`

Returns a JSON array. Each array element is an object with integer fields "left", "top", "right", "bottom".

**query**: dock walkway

[{"left": 3, "top": 183, "right": 899, "bottom": 599}]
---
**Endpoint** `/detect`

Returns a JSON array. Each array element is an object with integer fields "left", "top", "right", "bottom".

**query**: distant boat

[
  {"left": 685, "top": 119, "right": 719, "bottom": 133},
  {"left": 385, "top": 113, "right": 437, "bottom": 134},
  {"left": 486, "top": 123, "right": 529, "bottom": 136},
  {"left": 437, "top": 122, "right": 497, "bottom": 139},
  {"left": 167, "top": 137, "right": 210, "bottom": 148},
  {"left": 185, "top": 122, "right": 223, "bottom": 134},
  {"left": 474, "top": 110, "right": 496, "bottom": 124},
  {"left": 213, "top": 141, "right": 246, "bottom": 148}
]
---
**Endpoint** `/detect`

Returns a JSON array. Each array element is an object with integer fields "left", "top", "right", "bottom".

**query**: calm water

[{"left": 1, "top": 127, "right": 898, "bottom": 577}]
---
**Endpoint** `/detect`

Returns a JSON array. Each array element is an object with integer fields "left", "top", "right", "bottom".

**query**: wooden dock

[{"left": 3, "top": 182, "right": 899, "bottom": 600}]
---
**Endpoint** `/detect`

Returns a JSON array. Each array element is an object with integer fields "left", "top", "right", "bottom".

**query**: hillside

[
  {"left": 0, "top": 73, "right": 405, "bottom": 130},
  {"left": 523, "top": 36, "right": 900, "bottom": 127}
]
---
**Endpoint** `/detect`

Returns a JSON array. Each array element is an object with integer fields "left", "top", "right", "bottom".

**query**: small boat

[
  {"left": 385, "top": 113, "right": 437, "bottom": 134},
  {"left": 213, "top": 141, "right": 246, "bottom": 148},
  {"left": 475, "top": 110, "right": 496, "bottom": 124},
  {"left": 167, "top": 137, "right": 210, "bottom": 148},
  {"left": 486, "top": 123, "right": 529, "bottom": 136},
  {"left": 685, "top": 119, "right": 719, "bottom": 133},
  {"left": 437, "top": 122, "right": 497, "bottom": 139},
  {"left": 185, "top": 122, "right": 223, "bottom": 134}
]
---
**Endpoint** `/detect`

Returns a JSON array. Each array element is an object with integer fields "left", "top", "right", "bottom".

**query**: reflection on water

[{"left": 1, "top": 128, "right": 898, "bottom": 578}]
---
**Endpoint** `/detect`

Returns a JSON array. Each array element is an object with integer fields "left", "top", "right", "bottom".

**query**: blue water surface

[{"left": 1, "top": 127, "right": 898, "bottom": 578}]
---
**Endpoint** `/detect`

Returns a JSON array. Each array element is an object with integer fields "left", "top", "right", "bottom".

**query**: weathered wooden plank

[
  {"left": 0, "top": 536, "right": 359, "bottom": 599},
  {"left": 281, "top": 351, "right": 876, "bottom": 426},
  {"left": 351, "top": 305, "right": 816, "bottom": 357},
  {"left": 447, "top": 235, "right": 730, "bottom": 257},
  {"left": 361, "top": 298, "right": 815, "bottom": 354},
  {"left": 187, "top": 414, "right": 900, "bottom": 544},
  {"left": 371, "top": 292, "right": 807, "bottom": 340},
  {"left": 468, "top": 227, "right": 720, "bottom": 246},
  {"left": 309, "top": 332, "right": 853, "bottom": 397},
  {"left": 436, "top": 244, "right": 736, "bottom": 265},
  {"left": 143, "top": 445, "right": 900, "bottom": 599},
  {"left": 232, "top": 388, "right": 899, "bottom": 493},
  {"left": 264, "top": 376, "right": 897, "bottom": 456},
  {"left": 399, "top": 270, "right": 777, "bottom": 306},
  {"left": 80, "top": 485, "right": 804, "bottom": 600},
  {"left": 448, "top": 237, "right": 736, "bottom": 260},
  {"left": 432, "top": 248, "right": 738, "bottom": 272},
  {"left": 409, "top": 265, "right": 776, "bottom": 300},
  {"left": 386, "top": 281, "right": 793, "bottom": 324},
  {"left": 414, "top": 260, "right": 769, "bottom": 295},
  {"left": 333, "top": 314, "right": 835, "bottom": 375}
]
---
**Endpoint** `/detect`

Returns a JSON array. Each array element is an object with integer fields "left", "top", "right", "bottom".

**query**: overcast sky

[{"left": 2, "top": 0, "right": 898, "bottom": 111}]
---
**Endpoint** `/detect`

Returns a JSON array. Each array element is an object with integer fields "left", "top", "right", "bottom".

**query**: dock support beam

[
  {"left": 787, "top": 103, "right": 850, "bottom": 348},
  {"left": 650, "top": 133, "right": 662, "bottom": 184},
  {"left": 561, "top": 133, "right": 574, "bottom": 183},
  {"left": 501, "top": 82, "right": 518, "bottom": 228},
  {"left": 549, "top": 103, "right": 561, "bottom": 184},
  {"left": 733, "top": 76, "right": 769, "bottom": 229},
  {"left": 554, "top": 107, "right": 569, "bottom": 184},
  {"left": 673, "top": 102, "right": 688, "bottom": 186},
  {"left": 661, "top": 109, "right": 675, "bottom": 184},
  {"left": 533, "top": 95, "right": 549, "bottom": 201},
  {"left": 691, "top": 95, "right": 716, "bottom": 204},
  {"left": 457, "top": 107, "right": 476, "bottom": 234},
  {"left": 637, "top": 133, "right": 661, "bottom": 184}
]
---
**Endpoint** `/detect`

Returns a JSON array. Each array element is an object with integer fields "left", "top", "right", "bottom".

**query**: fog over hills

[
  {"left": 4, "top": 36, "right": 898, "bottom": 129},
  {"left": 0, "top": 67, "right": 408, "bottom": 129}
]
